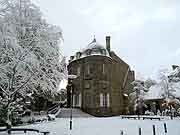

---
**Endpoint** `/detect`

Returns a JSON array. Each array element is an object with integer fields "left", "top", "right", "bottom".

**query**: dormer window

[
  {"left": 102, "top": 49, "right": 107, "bottom": 55},
  {"left": 86, "top": 49, "right": 91, "bottom": 55},
  {"left": 76, "top": 52, "right": 81, "bottom": 59}
]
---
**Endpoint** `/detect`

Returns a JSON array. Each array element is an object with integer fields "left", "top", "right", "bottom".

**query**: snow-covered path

[{"left": 0, "top": 117, "right": 180, "bottom": 135}]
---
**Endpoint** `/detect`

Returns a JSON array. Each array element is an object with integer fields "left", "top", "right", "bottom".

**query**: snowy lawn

[{"left": 0, "top": 116, "right": 180, "bottom": 135}]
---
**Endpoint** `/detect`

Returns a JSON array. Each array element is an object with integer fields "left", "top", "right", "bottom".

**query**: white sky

[{"left": 32, "top": 0, "right": 180, "bottom": 79}]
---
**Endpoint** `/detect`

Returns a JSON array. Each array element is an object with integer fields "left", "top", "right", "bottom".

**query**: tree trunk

[{"left": 6, "top": 97, "right": 12, "bottom": 131}]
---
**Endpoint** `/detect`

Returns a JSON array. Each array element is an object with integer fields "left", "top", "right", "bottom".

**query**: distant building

[
  {"left": 144, "top": 85, "right": 164, "bottom": 114},
  {"left": 144, "top": 65, "right": 180, "bottom": 114},
  {"left": 67, "top": 36, "right": 135, "bottom": 116}
]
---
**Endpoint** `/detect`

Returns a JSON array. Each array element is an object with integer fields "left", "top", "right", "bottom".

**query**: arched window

[{"left": 101, "top": 49, "right": 106, "bottom": 55}]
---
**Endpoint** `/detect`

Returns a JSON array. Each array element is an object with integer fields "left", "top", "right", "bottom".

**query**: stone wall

[{"left": 67, "top": 53, "right": 134, "bottom": 116}]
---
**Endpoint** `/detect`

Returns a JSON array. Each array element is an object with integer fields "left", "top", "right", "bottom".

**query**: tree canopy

[{"left": 0, "top": 0, "right": 67, "bottom": 126}]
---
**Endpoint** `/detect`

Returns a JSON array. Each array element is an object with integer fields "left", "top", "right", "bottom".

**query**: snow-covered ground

[{"left": 0, "top": 116, "right": 180, "bottom": 135}]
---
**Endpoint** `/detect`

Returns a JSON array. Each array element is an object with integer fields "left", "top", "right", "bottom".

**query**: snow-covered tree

[
  {"left": 158, "top": 68, "right": 180, "bottom": 106},
  {"left": 144, "top": 78, "right": 157, "bottom": 89},
  {"left": 130, "top": 80, "right": 149, "bottom": 114},
  {"left": 168, "top": 66, "right": 180, "bottom": 82},
  {"left": 0, "top": 0, "right": 67, "bottom": 127}
]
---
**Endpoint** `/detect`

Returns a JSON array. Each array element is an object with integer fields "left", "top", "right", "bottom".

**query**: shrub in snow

[{"left": 47, "top": 114, "right": 55, "bottom": 121}]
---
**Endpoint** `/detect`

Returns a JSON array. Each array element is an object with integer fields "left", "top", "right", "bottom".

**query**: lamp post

[{"left": 68, "top": 75, "right": 77, "bottom": 132}]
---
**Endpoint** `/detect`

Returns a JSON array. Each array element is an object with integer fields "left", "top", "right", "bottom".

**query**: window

[
  {"left": 86, "top": 49, "right": 91, "bottom": 55},
  {"left": 85, "top": 94, "right": 93, "bottom": 107},
  {"left": 76, "top": 52, "right": 81, "bottom": 59},
  {"left": 87, "top": 64, "right": 90, "bottom": 74},
  {"left": 77, "top": 67, "right": 80, "bottom": 76},
  {"left": 102, "top": 64, "right": 105, "bottom": 74},
  {"left": 100, "top": 93, "right": 110, "bottom": 107},
  {"left": 101, "top": 49, "right": 106, "bottom": 55},
  {"left": 79, "top": 93, "right": 82, "bottom": 107},
  {"left": 73, "top": 93, "right": 82, "bottom": 107},
  {"left": 75, "top": 95, "right": 79, "bottom": 107},
  {"left": 73, "top": 94, "right": 75, "bottom": 107},
  {"left": 100, "top": 93, "right": 103, "bottom": 107},
  {"left": 85, "top": 81, "right": 90, "bottom": 89},
  {"left": 107, "top": 93, "right": 110, "bottom": 107}
]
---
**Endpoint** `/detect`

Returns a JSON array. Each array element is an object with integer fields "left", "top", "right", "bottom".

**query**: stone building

[{"left": 67, "top": 36, "right": 135, "bottom": 116}]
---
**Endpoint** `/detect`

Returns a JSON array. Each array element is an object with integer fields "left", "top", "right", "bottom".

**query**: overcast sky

[{"left": 32, "top": 0, "right": 180, "bottom": 79}]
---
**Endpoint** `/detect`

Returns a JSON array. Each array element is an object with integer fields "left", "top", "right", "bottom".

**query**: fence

[{"left": 120, "top": 123, "right": 168, "bottom": 135}]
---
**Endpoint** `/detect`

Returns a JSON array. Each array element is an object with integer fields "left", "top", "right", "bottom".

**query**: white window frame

[{"left": 100, "top": 93, "right": 110, "bottom": 107}]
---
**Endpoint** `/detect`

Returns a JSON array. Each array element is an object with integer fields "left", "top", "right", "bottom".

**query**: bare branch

[{"left": 0, "top": 85, "right": 9, "bottom": 96}]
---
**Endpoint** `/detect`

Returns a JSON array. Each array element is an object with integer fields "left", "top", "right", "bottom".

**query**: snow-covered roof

[
  {"left": 81, "top": 38, "right": 110, "bottom": 56},
  {"left": 70, "top": 38, "right": 110, "bottom": 62},
  {"left": 144, "top": 85, "right": 164, "bottom": 100},
  {"left": 144, "top": 82, "right": 180, "bottom": 100}
]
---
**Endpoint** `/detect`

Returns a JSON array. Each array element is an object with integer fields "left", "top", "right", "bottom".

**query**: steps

[{"left": 56, "top": 108, "right": 93, "bottom": 118}]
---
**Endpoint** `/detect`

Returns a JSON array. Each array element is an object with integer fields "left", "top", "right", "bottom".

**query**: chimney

[{"left": 106, "top": 36, "right": 111, "bottom": 52}]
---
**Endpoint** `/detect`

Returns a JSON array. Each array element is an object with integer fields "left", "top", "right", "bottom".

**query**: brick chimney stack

[{"left": 106, "top": 36, "right": 111, "bottom": 52}]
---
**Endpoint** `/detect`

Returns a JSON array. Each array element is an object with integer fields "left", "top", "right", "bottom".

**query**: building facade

[{"left": 67, "top": 36, "right": 135, "bottom": 116}]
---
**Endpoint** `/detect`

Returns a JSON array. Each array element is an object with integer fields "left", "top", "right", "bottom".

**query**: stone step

[{"left": 56, "top": 108, "right": 93, "bottom": 118}]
